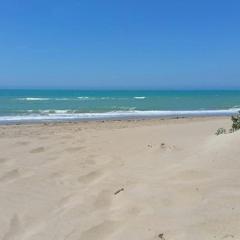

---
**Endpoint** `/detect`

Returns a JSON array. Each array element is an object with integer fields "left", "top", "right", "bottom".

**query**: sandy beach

[{"left": 0, "top": 117, "right": 239, "bottom": 240}]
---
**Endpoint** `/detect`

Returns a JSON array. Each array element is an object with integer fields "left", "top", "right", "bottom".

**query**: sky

[{"left": 0, "top": 0, "right": 240, "bottom": 90}]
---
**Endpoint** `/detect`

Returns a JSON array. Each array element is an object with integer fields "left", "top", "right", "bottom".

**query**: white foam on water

[
  {"left": 18, "top": 98, "right": 51, "bottom": 101},
  {"left": 134, "top": 96, "right": 146, "bottom": 99},
  {"left": 0, "top": 109, "right": 240, "bottom": 123},
  {"left": 55, "top": 98, "right": 72, "bottom": 100},
  {"left": 77, "top": 97, "right": 90, "bottom": 100},
  {"left": 231, "top": 105, "right": 240, "bottom": 109}
]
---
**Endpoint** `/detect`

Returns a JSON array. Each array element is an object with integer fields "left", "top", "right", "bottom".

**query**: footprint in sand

[
  {"left": 38, "top": 136, "right": 49, "bottom": 140},
  {"left": 85, "top": 158, "right": 96, "bottom": 165},
  {"left": 65, "top": 146, "right": 85, "bottom": 152},
  {"left": 61, "top": 134, "right": 74, "bottom": 139},
  {"left": 94, "top": 190, "right": 112, "bottom": 208},
  {"left": 54, "top": 194, "right": 81, "bottom": 215},
  {"left": 147, "top": 143, "right": 178, "bottom": 152},
  {"left": 0, "top": 169, "right": 20, "bottom": 183},
  {"left": 222, "top": 234, "right": 235, "bottom": 239},
  {"left": 2, "top": 214, "right": 21, "bottom": 240},
  {"left": 80, "top": 221, "right": 118, "bottom": 240},
  {"left": 174, "top": 169, "right": 210, "bottom": 182},
  {"left": 16, "top": 141, "right": 29, "bottom": 146},
  {"left": 58, "top": 194, "right": 75, "bottom": 208},
  {"left": 30, "top": 147, "right": 45, "bottom": 154},
  {"left": 78, "top": 170, "right": 103, "bottom": 184},
  {"left": 0, "top": 158, "right": 7, "bottom": 164},
  {"left": 160, "top": 143, "right": 179, "bottom": 152}
]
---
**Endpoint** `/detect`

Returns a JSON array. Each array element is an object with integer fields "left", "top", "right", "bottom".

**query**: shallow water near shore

[{"left": 1, "top": 90, "right": 240, "bottom": 123}]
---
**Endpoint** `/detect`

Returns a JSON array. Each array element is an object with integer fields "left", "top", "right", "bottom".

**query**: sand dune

[{"left": 0, "top": 117, "right": 239, "bottom": 240}]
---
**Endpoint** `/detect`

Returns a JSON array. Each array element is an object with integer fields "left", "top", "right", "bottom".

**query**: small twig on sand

[{"left": 114, "top": 188, "right": 124, "bottom": 195}]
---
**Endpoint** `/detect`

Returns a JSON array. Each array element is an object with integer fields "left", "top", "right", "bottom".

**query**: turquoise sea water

[{"left": 0, "top": 90, "right": 240, "bottom": 123}]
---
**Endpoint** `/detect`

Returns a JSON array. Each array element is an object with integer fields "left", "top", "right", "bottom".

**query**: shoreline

[
  {"left": 0, "top": 115, "right": 231, "bottom": 126},
  {"left": 0, "top": 109, "right": 238, "bottom": 125}
]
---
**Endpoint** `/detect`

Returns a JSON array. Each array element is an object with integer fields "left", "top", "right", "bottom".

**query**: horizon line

[{"left": 1, "top": 88, "right": 240, "bottom": 91}]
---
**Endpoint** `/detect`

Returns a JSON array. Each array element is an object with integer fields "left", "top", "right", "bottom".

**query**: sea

[{"left": 0, "top": 89, "right": 240, "bottom": 123}]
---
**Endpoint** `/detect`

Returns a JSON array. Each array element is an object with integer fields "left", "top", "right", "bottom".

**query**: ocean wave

[
  {"left": 134, "top": 96, "right": 146, "bottom": 99},
  {"left": 1, "top": 109, "right": 240, "bottom": 123},
  {"left": 117, "top": 107, "right": 136, "bottom": 111},
  {"left": 77, "top": 96, "right": 128, "bottom": 100},
  {"left": 19, "top": 97, "right": 95, "bottom": 101},
  {"left": 55, "top": 98, "right": 73, "bottom": 101},
  {"left": 18, "top": 97, "right": 51, "bottom": 101},
  {"left": 99, "top": 97, "right": 115, "bottom": 100},
  {"left": 27, "top": 108, "right": 137, "bottom": 114},
  {"left": 26, "top": 109, "right": 79, "bottom": 114},
  {"left": 18, "top": 96, "right": 132, "bottom": 101},
  {"left": 77, "top": 97, "right": 90, "bottom": 100},
  {"left": 230, "top": 105, "right": 240, "bottom": 109}
]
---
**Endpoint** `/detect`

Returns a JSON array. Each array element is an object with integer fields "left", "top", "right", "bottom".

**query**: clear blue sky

[{"left": 0, "top": 0, "right": 240, "bottom": 89}]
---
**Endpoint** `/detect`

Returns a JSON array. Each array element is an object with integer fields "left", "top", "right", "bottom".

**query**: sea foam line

[
  {"left": 17, "top": 96, "right": 131, "bottom": 101},
  {"left": 18, "top": 97, "right": 51, "bottom": 101},
  {"left": 0, "top": 109, "right": 240, "bottom": 123},
  {"left": 134, "top": 96, "right": 146, "bottom": 99}
]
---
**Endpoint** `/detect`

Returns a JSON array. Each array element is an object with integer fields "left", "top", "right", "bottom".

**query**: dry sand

[{"left": 0, "top": 117, "right": 239, "bottom": 240}]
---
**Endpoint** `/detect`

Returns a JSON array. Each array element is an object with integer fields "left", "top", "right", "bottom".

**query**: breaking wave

[
  {"left": 134, "top": 96, "right": 146, "bottom": 99},
  {"left": 1, "top": 109, "right": 240, "bottom": 123}
]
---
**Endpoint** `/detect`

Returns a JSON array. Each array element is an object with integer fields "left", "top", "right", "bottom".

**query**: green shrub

[
  {"left": 215, "top": 111, "right": 240, "bottom": 135},
  {"left": 229, "top": 128, "right": 234, "bottom": 133},
  {"left": 231, "top": 111, "right": 240, "bottom": 132},
  {"left": 215, "top": 128, "right": 226, "bottom": 135}
]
